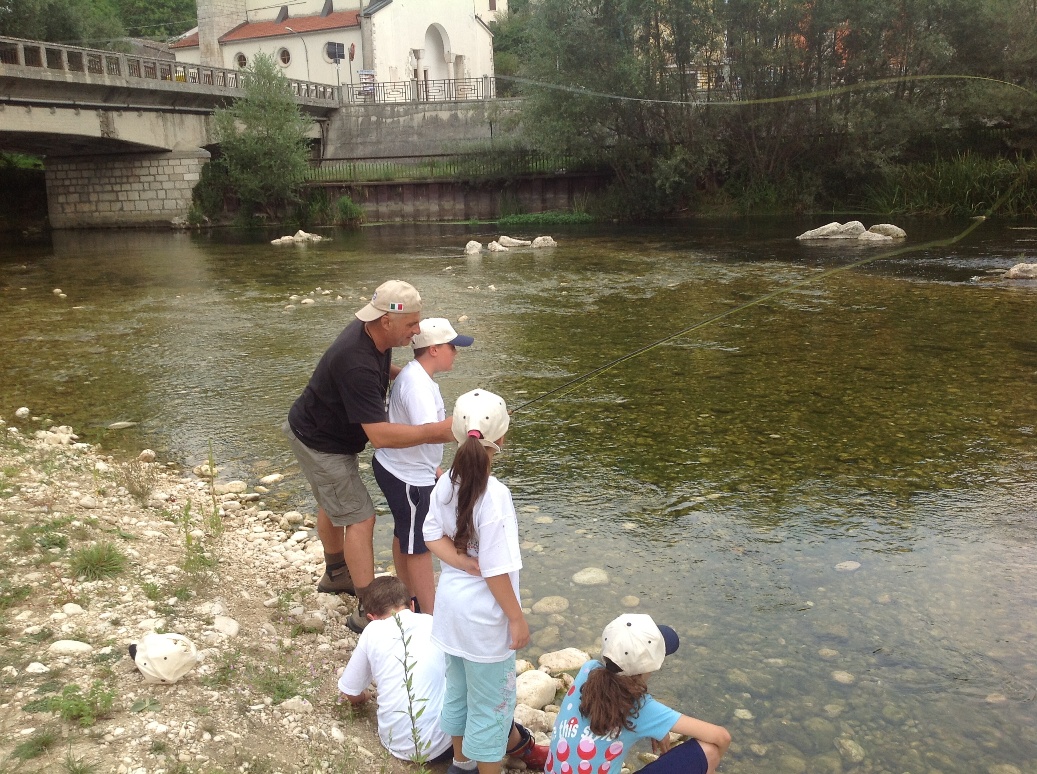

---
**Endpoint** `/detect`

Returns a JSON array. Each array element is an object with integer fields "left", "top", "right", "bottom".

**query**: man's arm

[{"left": 362, "top": 418, "right": 453, "bottom": 449}]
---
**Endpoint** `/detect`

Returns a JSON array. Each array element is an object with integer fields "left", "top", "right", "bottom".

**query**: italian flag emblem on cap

[{"left": 389, "top": 302, "right": 404, "bottom": 311}]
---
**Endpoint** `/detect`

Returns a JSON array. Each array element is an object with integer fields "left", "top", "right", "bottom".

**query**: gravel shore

[{"left": 0, "top": 414, "right": 443, "bottom": 774}]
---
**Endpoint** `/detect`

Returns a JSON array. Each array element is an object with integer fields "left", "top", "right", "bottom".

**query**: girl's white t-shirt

[{"left": 423, "top": 474, "right": 522, "bottom": 663}]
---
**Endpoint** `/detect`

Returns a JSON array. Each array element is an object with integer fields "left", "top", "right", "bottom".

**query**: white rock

[
  {"left": 214, "top": 480, "right": 248, "bottom": 494},
  {"left": 498, "top": 235, "right": 532, "bottom": 247},
  {"left": 516, "top": 659, "right": 534, "bottom": 675},
  {"left": 15, "top": 407, "right": 30, "bottom": 419},
  {"left": 259, "top": 473, "right": 283, "bottom": 485},
  {"left": 531, "top": 596, "right": 569, "bottom": 614},
  {"left": 107, "top": 421, "right": 138, "bottom": 430},
  {"left": 620, "top": 595, "right": 640, "bottom": 607},
  {"left": 734, "top": 708, "right": 754, "bottom": 720},
  {"left": 515, "top": 669, "right": 561, "bottom": 710},
  {"left": 213, "top": 616, "right": 240, "bottom": 637},
  {"left": 464, "top": 240, "right": 483, "bottom": 255},
  {"left": 48, "top": 639, "right": 94, "bottom": 655},
  {"left": 138, "top": 449, "right": 157, "bottom": 462},
  {"left": 1004, "top": 262, "right": 1037, "bottom": 279},
  {"left": 79, "top": 496, "right": 100, "bottom": 509},
  {"left": 62, "top": 603, "right": 85, "bottom": 616},
  {"left": 835, "top": 561, "right": 861, "bottom": 572},
  {"left": 538, "top": 648, "right": 590, "bottom": 673},
  {"left": 572, "top": 567, "right": 609, "bottom": 586},
  {"left": 301, "top": 298, "right": 316, "bottom": 305},
  {"left": 330, "top": 726, "right": 347, "bottom": 743},
  {"left": 858, "top": 230, "right": 893, "bottom": 242},
  {"left": 487, "top": 240, "right": 509, "bottom": 252},
  {"left": 868, "top": 223, "right": 906, "bottom": 238},
  {"left": 282, "top": 695, "right": 314, "bottom": 713},
  {"left": 513, "top": 703, "right": 552, "bottom": 734},
  {"left": 832, "top": 670, "right": 855, "bottom": 684},
  {"left": 53, "top": 288, "right": 63, "bottom": 295},
  {"left": 531, "top": 236, "right": 557, "bottom": 248},
  {"left": 25, "top": 662, "right": 50, "bottom": 674},
  {"left": 796, "top": 221, "right": 867, "bottom": 240}
]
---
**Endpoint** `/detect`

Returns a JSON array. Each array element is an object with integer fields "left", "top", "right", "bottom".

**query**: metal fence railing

[
  {"left": 0, "top": 35, "right": 338, "bottom": 104},
  {"left": 342, "top": 76, "right": 495, "bottom": 104},
  {"left": 308, "top": 152, "right": 599, "bottom": 183}
]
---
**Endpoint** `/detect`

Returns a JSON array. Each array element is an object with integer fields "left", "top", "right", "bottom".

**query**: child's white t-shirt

[
  {"left": 374, "top": 359, "right": 444, "bottom": 486},
  {"left": 423, "top": 474, "right": 522, "bottom": 663},
  {"left": 337, "top": 609, "right": 452, "bottom": 761}
]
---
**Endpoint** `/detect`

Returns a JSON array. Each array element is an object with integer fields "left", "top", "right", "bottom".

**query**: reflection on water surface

[{"left": 2, "top": 219, "right": 1035, "bottom": 772}]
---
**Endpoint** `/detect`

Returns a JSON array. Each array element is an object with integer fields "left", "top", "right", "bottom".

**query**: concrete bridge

[{"left": 0, "top": 35, "right": 338, "bottom": 227}]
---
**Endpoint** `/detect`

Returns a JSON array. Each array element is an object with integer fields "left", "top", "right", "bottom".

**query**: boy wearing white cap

[
  {"left": 283, "top": 280, "right": 455, "bottom": 633},
  {"left": 546, "top": 614, "right": 731, "bottom": 774},
  {"left": 373, "top": 318, "right": 474, "bottom": 614}
]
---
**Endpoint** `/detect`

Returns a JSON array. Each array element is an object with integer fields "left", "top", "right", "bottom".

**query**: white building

[{"left": 171, "top": 0, "right": 506, "bottom": 92}]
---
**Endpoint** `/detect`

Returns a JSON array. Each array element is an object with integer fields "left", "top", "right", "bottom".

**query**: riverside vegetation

[{"left": 0, "top": 412, "right": 428, "bottom": 774}]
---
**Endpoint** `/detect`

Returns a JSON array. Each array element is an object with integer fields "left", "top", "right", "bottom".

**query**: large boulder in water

[
  {"left": 868, "top": 223, "right": 906, "bottom": 238},
  {"left": 1004, "top": 262, "right": 1037, "bottom": 279},
  {"left": 797, "top": 221, "right": 866, "bottom": 240}
]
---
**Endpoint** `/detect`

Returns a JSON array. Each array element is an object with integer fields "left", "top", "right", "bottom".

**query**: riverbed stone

[
  {"left": 835, "top": 737, "right": 865, "bottom": 763},
  {"left": 572, "top": 567, "right": 609, "bottom": 586},
  {"left": 831, "top": 670, "right": 855, "bottom": 684},
  {"left": 464, "top": 240, "right": 482, "bottom": 254},
  {"left": 835, "top": 560, "right": 861, "bottom": 571},
  {"left": 532, "top": 236, "right": 557, "bottom": 248},
  {"left": 868, "top": 223, "right": 906, "bottom": 238},
  {"left": 531, "top": 596, "right": 569, "bottom": 614}
]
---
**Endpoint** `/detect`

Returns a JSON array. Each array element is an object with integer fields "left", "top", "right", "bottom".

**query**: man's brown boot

[{"left": 317, "top": 554, "right": 356, "bottom": 596}]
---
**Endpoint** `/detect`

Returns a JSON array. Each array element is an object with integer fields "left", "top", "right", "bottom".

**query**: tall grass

[{"left": 863, "top": 153, "right": 1037, "bottom": 217}]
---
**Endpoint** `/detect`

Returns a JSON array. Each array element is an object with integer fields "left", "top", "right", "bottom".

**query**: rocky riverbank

[{"left": 0, "top": 413, "right": 600, "bottom": 774}]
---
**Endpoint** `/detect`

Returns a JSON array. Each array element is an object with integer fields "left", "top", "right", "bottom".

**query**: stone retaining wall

[
  {"left": 45, "top": 148, "right": 209, "bottom": 228},
  {"left": 317, "top": 175, "right": 606, "bottom": 223}
]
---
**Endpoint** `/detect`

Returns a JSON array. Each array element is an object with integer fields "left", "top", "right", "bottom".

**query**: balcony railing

[
  {"left": 343, "top": 76, "right": 495, "bottom": 104},
  {"left": 0, "top": 35, "right": 338, "bottom": 104}
]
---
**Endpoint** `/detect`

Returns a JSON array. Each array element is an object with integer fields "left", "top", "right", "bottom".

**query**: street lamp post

[{"left": 284, "top": 26, "right": 311, "bottom": 82}]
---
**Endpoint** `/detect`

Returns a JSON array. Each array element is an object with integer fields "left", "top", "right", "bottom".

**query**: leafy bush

[
  {"left": 498, "top": 211, "right": 596, "bottom": 226},
  {"left": 336, "top": 195, "right": 364, "bottom": 226}
]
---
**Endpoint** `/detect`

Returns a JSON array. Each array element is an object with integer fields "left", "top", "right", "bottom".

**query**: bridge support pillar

[{"left": 44, "top": 148, "right": 210, "bottom": 229}]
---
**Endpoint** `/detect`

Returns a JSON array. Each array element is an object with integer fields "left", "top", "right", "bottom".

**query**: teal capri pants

[{"left": 440, "top": 653, "right": 517, "bottom": 762}]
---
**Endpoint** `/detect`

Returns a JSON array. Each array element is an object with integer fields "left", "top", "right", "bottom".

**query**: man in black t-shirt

[{"left": 284, "top": 280, "right": 454, "bottom": 632}]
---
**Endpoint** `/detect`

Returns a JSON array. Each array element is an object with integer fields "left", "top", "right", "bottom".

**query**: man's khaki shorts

[{"left": 282, "top": 421, "right": 375, "bottom": 526}]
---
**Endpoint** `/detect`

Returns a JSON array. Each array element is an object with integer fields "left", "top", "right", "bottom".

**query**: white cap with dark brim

[{"left": 355, "top": 280, "right": 422, "bottom": 322}]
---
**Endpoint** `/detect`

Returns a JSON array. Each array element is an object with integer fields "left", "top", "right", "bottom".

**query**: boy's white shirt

[
  {"left": 374, "top": 359, "right": 444, "bottom": 486},
  {"left": 337, "top": 609, "right": 451, "bottom": 761},
  {"left": 423, "top": 474, "right": 523, "bottom": 663}
]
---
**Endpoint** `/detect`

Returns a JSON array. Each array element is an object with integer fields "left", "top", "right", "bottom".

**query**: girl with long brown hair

[
  {"left": 547, "top": 614, "right": 731, "bottom": 774},
  {"left": 423, "top": 389, "right": 544, "bottom": 774}
]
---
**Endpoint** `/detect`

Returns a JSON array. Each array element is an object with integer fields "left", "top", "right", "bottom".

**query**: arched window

[
  {"left": 236, "top": 52, "right": 247, "bottom": 68},
  {"left": 278, "top": 47, "right": 291, "bottom": 66}
]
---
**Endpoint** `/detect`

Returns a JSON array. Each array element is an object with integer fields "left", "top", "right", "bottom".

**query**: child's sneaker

[{"left": 507, "top": 723, "right": 549, "bottom": 770}]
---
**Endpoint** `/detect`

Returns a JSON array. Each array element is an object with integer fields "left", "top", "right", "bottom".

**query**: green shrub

[
  {"left": 498, "top": 211, "right": 596, "bottom": 226},
  {"left": 336, "top": 194, "right": 364, "bottom": 226},
  {"left": 23, "top": 681, "right": 116, "bottom": 727},
  {"left": 12, "top": 727, "right": 59, "bottom": 760}
]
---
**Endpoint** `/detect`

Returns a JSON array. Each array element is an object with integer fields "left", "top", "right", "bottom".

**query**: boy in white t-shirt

[
  {"left": 338, "top": 576, "right": 547, "bottom": 769},
  {"left": 373, "top": 318, "right": 473, "bottom": 614}
]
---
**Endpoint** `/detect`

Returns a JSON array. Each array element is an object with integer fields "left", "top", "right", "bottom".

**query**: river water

[{"left": 2, "top": 219, "right": 1036, "bottom": 773}]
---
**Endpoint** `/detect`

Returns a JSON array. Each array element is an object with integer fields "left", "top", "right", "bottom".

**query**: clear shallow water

[{"left": 2, "top": 219, "right": 1036, "bottom": 772}]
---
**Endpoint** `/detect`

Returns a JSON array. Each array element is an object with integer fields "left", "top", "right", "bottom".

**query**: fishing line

[
  {"left": 497, "top": 73, "right": 1037, "bottom": 106},
  {"left": 505, "top": 72, "right": 1035, "bottom": 413},
  {"left": 511, "top": 176, "right": 1029, "bottom": 414}
]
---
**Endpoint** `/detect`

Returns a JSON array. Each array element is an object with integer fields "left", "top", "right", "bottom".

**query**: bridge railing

[
  {"left": 343, "top": 76, "right": 495, "bottom": 104},
  {"left": 0, "top": 35, "right": 338, "bottom": 104}
]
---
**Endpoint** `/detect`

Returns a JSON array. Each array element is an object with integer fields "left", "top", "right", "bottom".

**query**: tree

[
  {"left": 0, "top": 0, "right": 124, "bottom": 46},
  {"left": 211, "top": 53, "right": 314, "bottom": 220},
  {"left": 113, "top": 0, "right": 196, "bottom": 40}
]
